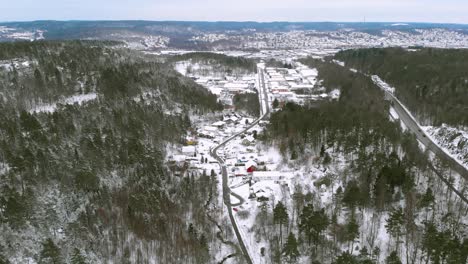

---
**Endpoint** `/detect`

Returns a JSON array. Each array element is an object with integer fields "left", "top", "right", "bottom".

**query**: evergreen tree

[
  {"left": 20, "top": 110, "right": 42, "bottom": 132},
  {"left": 71, "top": 248, "right": 87, "bottom": 264},
  {"left": 385, "top": 251, "right": 402, "bottom": 264},
  {"left": 299, "top": 205, "right": 329, "bottom": 250},
  {"left": 323, "top": 152, "right": 332, "bottom": 165},
  {"left": 273, "top": 201, "right": 289, "bottom": 246},
  {"left": 0, "top": 253, "right": 10, "bottom": 264},
  {"left": 345, "top": 216, "right": 359, "bottom": 252},
  {"left": 333, "top": 251, "right": 358, "bottom": 264},
  {"left": 282, "top": 232, "right": 300, "bottom": 262},
  {"left": 320, "top": 145, "right": 325, "bottom": 157},
  {"left": 39, "top": 238, "right": 61, "bottom": 264},
  {"left": 342, "top": 180, "right": 362, "bottom": 214},
  {"left": 273, "top": 98, "right": 279, "bottom": 109},
  {"left": 74, "top": 170, "right": 100, "bottom": 192},
  {"left": 418, "top": 187, "right": 435, "bottom": 209},
  {"left": 385, "top": 207, "right": 405, "bottom": 248},
  {"left": 290, "top": 150, "right": 298, "bottom": 160}
]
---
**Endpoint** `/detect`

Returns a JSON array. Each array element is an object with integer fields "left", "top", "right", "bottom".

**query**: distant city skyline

[{"left": 2, "top": 0, "right": 468, "bottom": 24}]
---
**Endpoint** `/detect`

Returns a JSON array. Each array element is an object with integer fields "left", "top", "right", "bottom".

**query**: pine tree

[
  {"left": 418, "top": 187, "right": 435, "bottom": 209},
  {"left": 333, "top": 251, "right": 358, "bottom": 264},
  {"left": 323, "top": 152, "right": 332, "bottom": 165},
  {"left": 71, "top": 248, "right": 87, "bottom": 264},
  {"left": 290, "top": 150, "right": 298, "bottom": 160},
  {"left": 0, "top": 253, "right": 10, "bottom": 264},
  {"left": 320, "top": 145, "right": 325, "bottom": 157},
  {"left": 282, "top": 232, "right": 300, "bottom": 263},
  {"left": 273, "top": 98, "right": 279, "bottom": 109},
  {"left": 39, "top": 238, "right": 61, "bottom": 264},
  {"left": 372, "top": 247, "right": 381, "bottom": 263},
  {"left": 385, "top": 207, "right": 405, "bottom": 250},
  {"left": 299, "top": 205, "right": 329, "bottom": 251},
  {"left": 386, "top": 251, "right": 402, "bottom": 264},
  {"left": 188, "top": 223, "right": 197, "bottom": 240},
  {"left": 342, "top": 180, "right": 362, "bottom": 215},
  {"left": 273, "top": 201, "right": 289, "bottom": 246},
  {"left": 345, "top": 216, "right": 359, "bottom": 252}
]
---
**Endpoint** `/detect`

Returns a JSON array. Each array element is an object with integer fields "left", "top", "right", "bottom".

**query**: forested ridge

[
  {"left": 334, "top": 48, "right": 468, "bottom": 127},
  {"left": 259, "top": 58, "right": 467, "bottom": 263},
  {"left": 0, "top": 41, "right": 222, "bottom": 263}
]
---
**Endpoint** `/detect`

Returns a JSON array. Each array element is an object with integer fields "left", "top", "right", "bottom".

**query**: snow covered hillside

[{"left": 423, "top": 125, "right": 468, "bottom": 169}]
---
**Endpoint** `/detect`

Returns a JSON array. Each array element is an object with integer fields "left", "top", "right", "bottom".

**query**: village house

[
  {"left": 182, "top": 145, "right": 196, "bottom": 157},
  {"left": 252, "top": 171, "right": 284, "bottom": 181}
]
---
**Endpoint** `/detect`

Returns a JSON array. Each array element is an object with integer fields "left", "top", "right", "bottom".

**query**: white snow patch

[
  {"left": 389, "top": 107, "right": 399, "bottom": 121},
  {"left": 371, "top": 75, "right": 396, "bottom": 93},
  {"left": 332, "top": 60, "right": 345, "bottom": 67},
  {"left": 422, "top": 125, "right": 468, "bottom": 169},
  {"left": 30, "top": 93, "right": 97, "bottom": 113}
]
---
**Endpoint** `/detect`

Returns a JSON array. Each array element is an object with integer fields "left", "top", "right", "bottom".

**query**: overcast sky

[{"left": 2, "top": 0, "right": 468, "bottom": 24}]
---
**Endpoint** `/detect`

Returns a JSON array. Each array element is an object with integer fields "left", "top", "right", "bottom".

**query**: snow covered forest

[
  {"left": 257, "top": 58, "right": 467, "bottom": 263},
  {"left": 0, "top": 41, "right": 466, "bottom": 264},
  {"left": 0, "top": 41, "right": 225, "bottom": 263}
]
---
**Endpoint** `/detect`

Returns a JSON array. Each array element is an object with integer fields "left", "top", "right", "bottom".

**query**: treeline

[
  {"left": 260, "top": 58, "right": 467, "bottom": 263},
  {"left": 233, "top": 92, "right": 260, "bottom": 117},
  {"left": 0, "top": 40, "right": 113, "bottom": 60},
  {"left": 0, "top": 41, "right": 221, "bottom": 112},
  {"left": 334, "top": 48, "right": 468, "bottom": 127},
  {"left": 168, "top": 52, "right": 257, "bottom": 73},
  {"left": 0, "top": 41, "right": 221, "bottom": 263}
]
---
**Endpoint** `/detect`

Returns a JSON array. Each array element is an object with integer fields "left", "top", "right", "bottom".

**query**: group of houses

[{"left": 264, "top": 62, "right": 341, "bottom": 106}]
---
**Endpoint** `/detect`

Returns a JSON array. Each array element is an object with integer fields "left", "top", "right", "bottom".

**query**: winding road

[{"left": 209, "top": 65, "right": 270, "bottom": 264}]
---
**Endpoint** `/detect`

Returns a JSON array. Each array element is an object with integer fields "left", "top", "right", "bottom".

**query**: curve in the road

[
  {"left": 210, "top": 114, "right": 267, "bottom": 264},
  {"left": 210, "top": 65, "right": 270, "bottom": 264}
]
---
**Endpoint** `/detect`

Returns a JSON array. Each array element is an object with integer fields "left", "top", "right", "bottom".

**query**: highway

[
  {"left": 381, "top": 89, "right": 468, "bottom": 180},
  {"left": 257, "top": 63, "right": 271, "bottom": 116},
  {"left": 210, "top": 65, "right": 270, "bottom": 264},
  {"left": 372, "top": 77, "right": 468, "bottom": 203}
]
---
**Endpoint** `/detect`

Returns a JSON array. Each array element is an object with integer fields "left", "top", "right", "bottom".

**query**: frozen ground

[{"left": 30, "top": 93, "right": 97, "bottom": 113}]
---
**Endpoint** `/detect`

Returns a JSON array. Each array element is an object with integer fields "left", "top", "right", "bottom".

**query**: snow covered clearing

[{"left": 30, "top": 93, "right": 97, "bottom": 113}]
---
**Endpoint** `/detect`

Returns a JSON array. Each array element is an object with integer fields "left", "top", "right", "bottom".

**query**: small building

[
  {"left": 237, "top": 153, "right": 258, "bottom": 163},
  {"left": 182, "top": 146, "right": 196, "bottom": 156},
  {"left": 203, "top": 126, "right": 219, "bottom": 133},
  {"left": 234, "top": 167, "right": 247, "bottom": 177},
  {"left": 252, "top": 171, "right": 284, "bottom": 181},
  {"left": 212, "top": 121, "right": 226, "bottom": 128},
  {"left": 172, "top": 155, "right": 187, "bottom": 163},
  {"left": 245, "top": 160, "right": 257, "bottom": 173}
]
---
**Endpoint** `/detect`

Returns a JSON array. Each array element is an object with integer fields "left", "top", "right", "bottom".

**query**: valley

[{"left": 0, "top": 37, "right": 466, "bottom": 264}]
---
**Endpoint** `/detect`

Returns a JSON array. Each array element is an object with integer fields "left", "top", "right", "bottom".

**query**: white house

[
  {"left": 182, "top": 146, "right": 196, "bottom": 156},
  {"left": 212, "top": 121, "right": 226, "bottom": 128},
  {"left": 252, "top": 171, "right": 284, "bottom": 181},
  {"left": 237, "top": 153, "right": 258, "bottom": 163}
]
